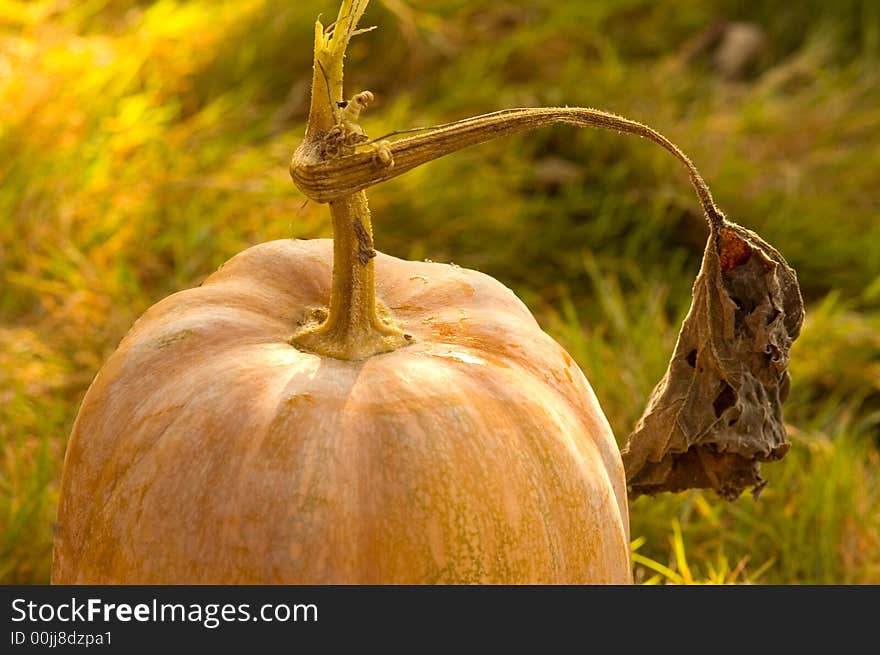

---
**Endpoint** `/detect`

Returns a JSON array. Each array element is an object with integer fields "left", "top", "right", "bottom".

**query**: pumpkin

[
  {"left": 52, "top": 0, "right": 638, "bottom": 585},
  {"left": 51, "top": 237, "right": 631, "bottom": 584}
]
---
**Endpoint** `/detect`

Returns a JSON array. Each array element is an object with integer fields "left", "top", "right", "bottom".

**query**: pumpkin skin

[{"left": 52, "top": 238, "right": 631, "bottom": 584}]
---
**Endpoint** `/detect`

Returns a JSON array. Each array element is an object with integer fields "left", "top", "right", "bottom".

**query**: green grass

[{"left": 1, "top": 0, "right": 878, "bottom": 583}]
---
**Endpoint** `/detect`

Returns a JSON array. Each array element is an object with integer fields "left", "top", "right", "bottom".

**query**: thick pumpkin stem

[
  {"left": 290, "top": 0, "right": 407, "bottom": 360},
  {"left": 293, "top": 191, "right": 408, "bottom": 360}
]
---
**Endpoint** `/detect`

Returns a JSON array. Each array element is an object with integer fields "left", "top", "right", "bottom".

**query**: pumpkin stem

[
  {"left": 304, "top": 0, "right": 370, "bottom": 134},
  {"left": 292, "top": 189, "right": 409, "bottom": 360},
  {"left": 291, "top": 106, "right": 724, "bottom": 230},
  {"left": 290, "top": 0, "right": 409, "bottom": 360}
]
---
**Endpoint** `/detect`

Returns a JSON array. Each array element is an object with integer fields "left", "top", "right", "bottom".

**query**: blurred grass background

[{"left": 2, "top": 0, "right": 878, "bottom": 584}]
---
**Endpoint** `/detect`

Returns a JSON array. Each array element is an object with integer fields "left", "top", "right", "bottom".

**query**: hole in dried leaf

[
  {"left": 719, "top": 226, "right": 753, "bottom": 271},
  {"left": 685, "top": 349, "right": 698, "bottom": 368},
  {"left": 765, "top": 344, "right": 781, "bottom": 363},
  {"left": 713, "top": 381, "right": 736, "bottom": 418}
]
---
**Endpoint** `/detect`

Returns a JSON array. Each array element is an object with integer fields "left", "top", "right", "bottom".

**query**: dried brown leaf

[{"left": 621, "top": 220, "right": 805, "bottom": 500}]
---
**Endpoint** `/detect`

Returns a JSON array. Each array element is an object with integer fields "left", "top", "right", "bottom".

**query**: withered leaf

[{"left": 621, "top": 220, "right": 804, "bottom": 501}]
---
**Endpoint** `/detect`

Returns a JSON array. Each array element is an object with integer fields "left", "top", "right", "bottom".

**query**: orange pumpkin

[
  {"left": 52, "top": 238, "right": 631, "bottom": 584},
  {"left": 52, "top": 0, "right": 639, "bottom": 585}
]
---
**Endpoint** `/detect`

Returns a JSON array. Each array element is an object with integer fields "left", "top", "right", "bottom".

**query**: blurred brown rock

[
  {"left": 714, "top": 22, "right": 766, "bottom": 80},
  {"left": 679, "top": 20, "right": 766, "bottom": 80}
]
